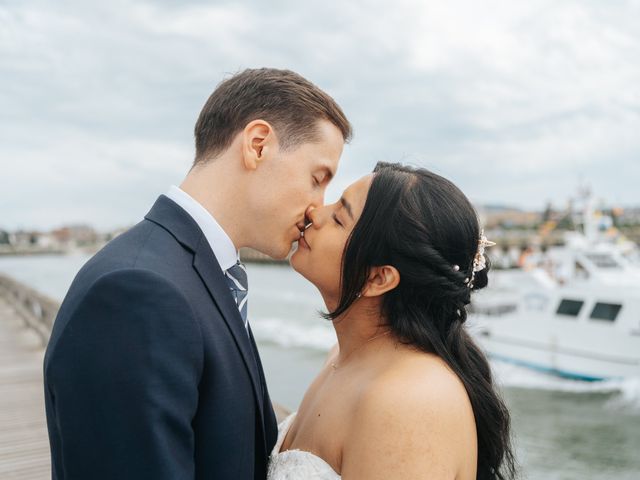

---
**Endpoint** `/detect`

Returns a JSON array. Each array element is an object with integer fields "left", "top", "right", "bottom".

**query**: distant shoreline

[{"left": 0, "top": 245, "right": 289, "bottom": 265}]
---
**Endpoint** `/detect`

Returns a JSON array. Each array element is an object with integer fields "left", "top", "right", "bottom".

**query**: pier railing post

[{"left": 0, "top": 274, "right": 58, "bottom": 347}]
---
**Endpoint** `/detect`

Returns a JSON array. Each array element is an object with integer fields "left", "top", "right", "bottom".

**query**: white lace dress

[{"left": 268, "top": 413, "right": 341, "bottom": 479}]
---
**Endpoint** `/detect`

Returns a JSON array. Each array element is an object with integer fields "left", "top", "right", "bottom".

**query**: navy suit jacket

[{"left": 43, "top": 195, "right": 278, "bottom": 479}]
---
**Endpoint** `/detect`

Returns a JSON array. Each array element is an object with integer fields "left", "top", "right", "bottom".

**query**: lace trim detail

[{"left": 268, "top": 413, "right": 341, "bottom": 479}]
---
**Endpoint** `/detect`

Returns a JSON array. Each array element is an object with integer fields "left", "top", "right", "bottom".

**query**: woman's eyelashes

[{"left": 332, "top": 212, "right": 343, "bottom": 227}]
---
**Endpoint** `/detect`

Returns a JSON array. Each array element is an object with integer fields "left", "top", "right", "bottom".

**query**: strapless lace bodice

[{"left": 268, "top": 413, "right": 341, "bottom": 479}]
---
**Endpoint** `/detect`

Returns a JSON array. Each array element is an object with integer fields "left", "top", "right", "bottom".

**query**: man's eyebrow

[{"left": 340, "top": 196, "right": 354, "bottom": 220}]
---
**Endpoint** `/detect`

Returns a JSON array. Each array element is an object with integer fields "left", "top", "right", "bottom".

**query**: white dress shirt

[{"left": 165, "top": 185, "right": 238, "bottom": 271}]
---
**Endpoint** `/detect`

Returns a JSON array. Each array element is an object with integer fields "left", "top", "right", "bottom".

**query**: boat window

[
  {"left": 584, "top": 253, "right": 620, "bottom": 269},
  {"left": 589, "top": 302, "right": 622, "bottom": 322},
  {"left": 556, "top": 299, "right": 583, "bottom": 317},
  {"left": 524, "top": 293, "right": 549, "bottom": 311}
]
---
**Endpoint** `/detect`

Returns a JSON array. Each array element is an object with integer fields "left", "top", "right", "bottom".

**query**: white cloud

[
  {"left": 1, "top": 128, "right": 191, "bottom": 229},
  {"left": 1, "top": 0, "right": 639, "bottom": 230}
]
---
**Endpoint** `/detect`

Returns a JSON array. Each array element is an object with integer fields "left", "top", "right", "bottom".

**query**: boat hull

[{"left": 470, "top": 314, "right": 640, "bottom": 381}]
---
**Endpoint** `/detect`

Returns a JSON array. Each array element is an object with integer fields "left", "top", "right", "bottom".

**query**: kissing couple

[{"left": 44, "top": 68, "right": 516, "bottom": 480}]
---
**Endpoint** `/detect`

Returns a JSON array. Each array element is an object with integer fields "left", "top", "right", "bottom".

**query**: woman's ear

[
  {"left": 241, "top": 119, "right": 275, "bottom": 170},
  {"left": 361, "top": 265, "right": 400, "bottom": 298}
]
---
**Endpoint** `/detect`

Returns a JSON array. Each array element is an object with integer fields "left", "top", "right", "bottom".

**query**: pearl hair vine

[{"left": 454, "top": 229, "right": 496, "bottom": 289}]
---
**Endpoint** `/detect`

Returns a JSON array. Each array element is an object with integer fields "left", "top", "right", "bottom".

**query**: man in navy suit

[{"left": 43, "top": 68, "right": 352, "bottom": 480}]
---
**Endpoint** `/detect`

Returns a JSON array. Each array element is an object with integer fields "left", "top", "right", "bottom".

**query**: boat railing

[{"left": 468, "top": 303, "right": 518, "bottom": 316}]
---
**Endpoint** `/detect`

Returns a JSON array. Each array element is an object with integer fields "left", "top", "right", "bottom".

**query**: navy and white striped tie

[{"left": 224, "top": 261, "right": 249, "bottom": 331}]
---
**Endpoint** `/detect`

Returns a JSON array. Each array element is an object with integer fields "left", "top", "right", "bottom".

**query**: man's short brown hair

[{"left": 193, "top": 68, "right": 352, "bottom": 165}]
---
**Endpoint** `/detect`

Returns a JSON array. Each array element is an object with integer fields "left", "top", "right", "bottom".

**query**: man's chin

[
  {"left": 248, "top": 238, "right": 297, "bottom": 261},
  {"left": 268, "top": 241, "right": 295, "bottom": 261}
]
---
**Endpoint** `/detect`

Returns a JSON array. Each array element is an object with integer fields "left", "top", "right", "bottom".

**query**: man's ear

[
  {"left": 361, "top": 265, "right": 400, "bottom": 298},
  {"left": 241, "top": 119, "right": 276, "bottom": 171}
]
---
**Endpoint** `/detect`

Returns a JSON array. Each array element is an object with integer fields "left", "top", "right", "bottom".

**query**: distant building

[
  {"left": 479, "top": 205, "right": 542, "bottom": 230},
  {"left": 51, "top": 224, "right": 98, "bottom": 247},
  {"left": 617, "top": 207, "right": 640, "bottom": 226},
  {"left": 10, "top": 230, "right": 41, "bottom": 247}
]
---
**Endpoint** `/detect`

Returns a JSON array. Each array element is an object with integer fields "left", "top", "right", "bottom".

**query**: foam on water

[
  {"left": 480, "top": 358, "right": 640, "bottom": 413},
  {"left": 603, "top": 377, "right": 640, "bottom": 412},
  {"left": 252, "top": 316, "right": 640, "bottom": 411},
  {"left": 493, "top": 358, "right": 625, "bottom": 390},
  {"left": 252, "top": 316, "right": 336, "bottom": 351},
  {"left": 252, "top": 289, "right": 320, "bottom": 305}
]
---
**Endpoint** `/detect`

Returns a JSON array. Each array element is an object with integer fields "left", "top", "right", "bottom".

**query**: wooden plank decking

[
  {"left": 0, "top": 272, "right": 290, "bottom": 480},
  {"left": 0, "top": 296, "right": 50, "bottom": 480}
]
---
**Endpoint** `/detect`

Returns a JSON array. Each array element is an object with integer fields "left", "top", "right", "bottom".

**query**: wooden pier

[
  {"left": 0, "top": 295, "right": 50, "bottom": 479},
  {"left": 0, "top": 272, "right": 290, "bottom": 479}
]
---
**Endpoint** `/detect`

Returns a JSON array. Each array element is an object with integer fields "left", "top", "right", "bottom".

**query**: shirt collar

[{"left": 165, "top": 185, "right": 238, "bottom": 271}]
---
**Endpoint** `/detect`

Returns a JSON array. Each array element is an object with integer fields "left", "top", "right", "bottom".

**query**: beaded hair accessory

[{"left": 456, "top": 229, "right": 496, "bottom": 289}]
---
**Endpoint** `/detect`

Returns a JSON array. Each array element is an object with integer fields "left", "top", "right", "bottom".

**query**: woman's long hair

[{"left": 326, "top": 162, "right": 517, "bottom": 480}]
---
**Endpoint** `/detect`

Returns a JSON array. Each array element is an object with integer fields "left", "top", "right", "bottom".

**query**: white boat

[{"left": 470, "top": 193, "right": 640, "bottom": 381}]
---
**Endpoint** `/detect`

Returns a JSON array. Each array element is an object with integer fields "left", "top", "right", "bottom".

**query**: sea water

[{"left": 1, "top": 254, "right": 639, "bottom": 479}]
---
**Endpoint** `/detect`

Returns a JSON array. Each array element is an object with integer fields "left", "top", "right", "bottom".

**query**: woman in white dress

[{"left": 269, "top": 162, "right": 517, "bottom": 480}]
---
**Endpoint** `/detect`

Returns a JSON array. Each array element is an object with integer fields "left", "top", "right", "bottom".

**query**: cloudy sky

[{"left": 2, "top": 0, "right": 639, "bottom": 231}]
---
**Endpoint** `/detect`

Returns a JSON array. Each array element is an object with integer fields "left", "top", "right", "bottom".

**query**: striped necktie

[{"left": 224, "top": 261, "right": 249, "bottom": 331}]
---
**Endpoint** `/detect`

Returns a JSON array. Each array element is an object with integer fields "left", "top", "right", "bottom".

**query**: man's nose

[
  {"left": 305, "top": 206, "right": 317, "bottom": 226},
  {"left": 306, "top": 205, "right": 325, "bottom": 228},
  {"left": 307, "top": 187, "right": 327, "bottom": 221},
  {"left": 312, "top": 189, "right": 325, "bottom": 210}
]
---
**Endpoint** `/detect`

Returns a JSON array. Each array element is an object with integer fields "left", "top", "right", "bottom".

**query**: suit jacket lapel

[
  {"left": 145, "top": 195, "right": 267, "bottom": 448},
  {"left": 191, "top": 239, "right": 265, "bottom": 424},
  {"left": 248, "top": 325, "right": 278, "bottom": 450}
]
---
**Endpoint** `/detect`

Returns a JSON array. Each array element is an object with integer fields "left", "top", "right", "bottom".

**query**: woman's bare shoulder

[
  {"left": 341, "top": 351, "right": 476, "bottom": 479},
  {"left": 365, "top": 350, "right": 472, "bottom": 420}
]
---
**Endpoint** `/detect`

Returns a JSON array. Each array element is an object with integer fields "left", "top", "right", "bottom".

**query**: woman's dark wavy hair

[{"left": 327, "top": 162, "right": 517, "bottom": 480}]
